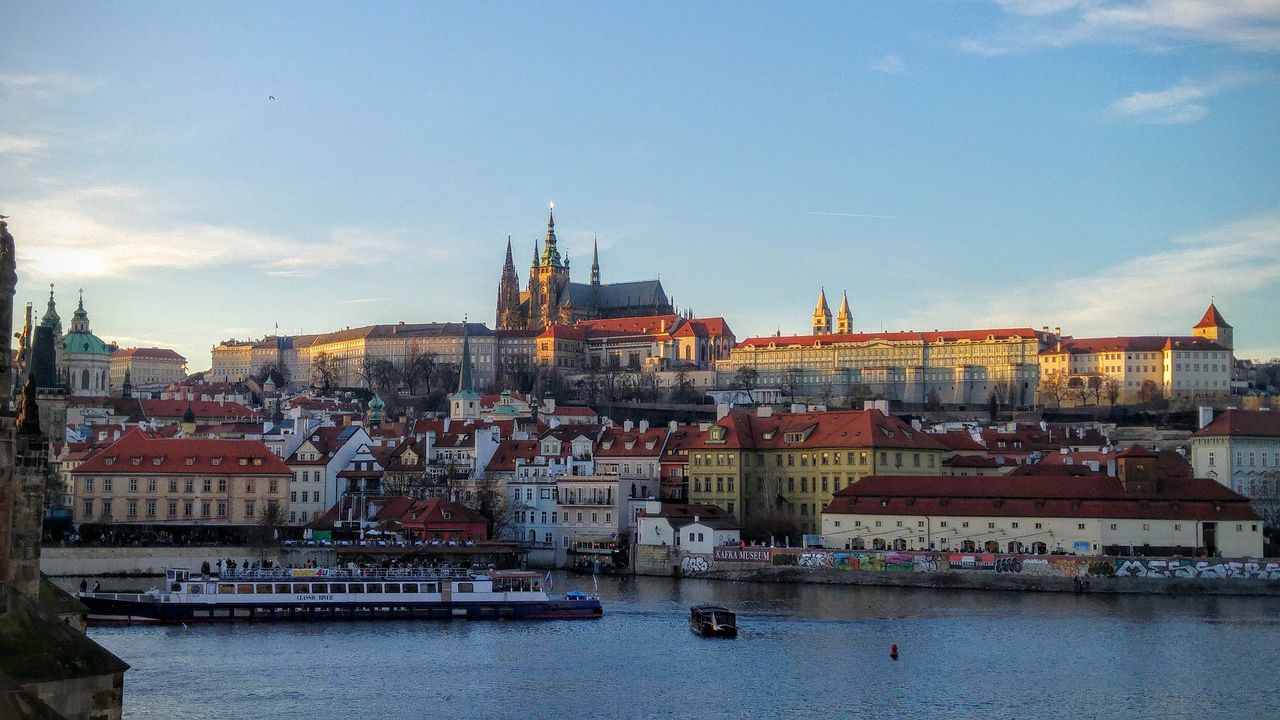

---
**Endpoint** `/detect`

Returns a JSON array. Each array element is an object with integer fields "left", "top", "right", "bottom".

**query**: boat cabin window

[
  {"left": 218, "top": 584, "right": 234, "bottom": 594},
  {"left": 329, "top": 583, "right": 346, "bottom": 593},
  {"left": 366, "top": 583, "right": 383, "bottom": 593},
  {"left": 292, "top": 583, "right": 310, "bottom": 593},
  {"left": 348, "top": 584, "right": 364, "bottom": 594},
  {"left": 311, "top": 583, "right": 328, "bottom": 593},
  {"left": 188, "top": 584, "right": 203, "bottom": 594},
  {"left": 456, "top": 583, "right": 474, "bottom": 593},
  {"left": 256, "top": 584, "right": 272, "bottom": 593},
  {"left": 422, "top": 583, "right": 437, "bottom": 593},
  {"left": 384, "top": 583, "right": 400, "bottom": 593},
  {"left": 274, "top": 584, "right": 291, "bottom": 594},
  {"left": 237, "top": 584, "right": 253, "bottom": 594},
  {"left": 401, "top": 583, "right": 417, "bottom": 593}
]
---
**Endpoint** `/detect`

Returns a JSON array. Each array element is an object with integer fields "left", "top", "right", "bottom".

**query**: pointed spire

[
  {"left": 541, "top": 201, "right": 561, "bottom": 266},
  {"left": 122, "top": 367, "right": 133, "bottom": 398},
  {"left": 533, "top": 238, "right": 540, "bottom": 268},
  {"left": 457, "top": 316, "right": 475, "bottom": 395},
  {"left": 812, "top": 287, "right": 832, "bottom": 335},
  {"left": 836, "top": 290, "right": 852, "bottom": 334},
  {"left": 504, "top": 235, "right": 514, "bottom": 268},
  {"left": 590, "top": 235, "right": 601, "bottom": 286}
]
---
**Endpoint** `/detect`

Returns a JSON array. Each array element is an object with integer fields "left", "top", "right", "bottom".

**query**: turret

[
  {"left": 540, "top": 202, "right": 562, "bottom": 267},
  {"left": 1192, "top": 302, "right": 1233, "bottom": 351}
]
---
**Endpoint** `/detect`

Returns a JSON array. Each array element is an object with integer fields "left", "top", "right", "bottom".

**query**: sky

[{"left": 2, "top": 1, "right": 1278, "bottom": 372}]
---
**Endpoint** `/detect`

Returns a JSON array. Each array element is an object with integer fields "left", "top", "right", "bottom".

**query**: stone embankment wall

[
  {"left": 41, "top": 546, "right": 336, "bottom": 577},
  {"left": 643, "top": 546, "right": 1280, "bottom": 596}
]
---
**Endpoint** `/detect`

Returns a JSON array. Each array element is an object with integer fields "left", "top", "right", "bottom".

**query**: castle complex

[{"left": 495, "top": 204, "right": 673, "bottom": 330}]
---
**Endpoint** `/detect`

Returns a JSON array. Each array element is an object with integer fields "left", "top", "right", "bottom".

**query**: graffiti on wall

[
  {"left": 1113, "top": 558, "right": 1280, "bottom": 580},
  {"left": 699, "top": 547, "right": 1280, "bottom": 582},
  {"left": 680, "top": 555, "right": 709, "bottom": 574}
]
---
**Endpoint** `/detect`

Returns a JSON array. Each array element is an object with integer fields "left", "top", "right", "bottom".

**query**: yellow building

[
  {"left": 686, "top": 407, "right": 946, "bottom": 538},
  {"left": 1038, "top": 304, "right": 1234, "bottom": 406},
  {"left": 721, "top": 296, "right": 1044, "bottom": 406},
  {"left": 110, "top": 347, "right": 188, "bottom": 389},
  {"left": 71, "top": 431, "right": 291, "bottom": 530}
]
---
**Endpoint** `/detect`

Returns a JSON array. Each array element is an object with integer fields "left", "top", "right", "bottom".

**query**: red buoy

[{"left": 890, "top": 644, "right": 899, "bottom": 660}]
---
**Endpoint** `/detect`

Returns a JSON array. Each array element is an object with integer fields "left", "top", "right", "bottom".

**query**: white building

[
  {"left": 284, "top": 425, "right": 372, "bottom": 525},
  {"left": 1190, "top": 409, "right": 1280, "bottom": 527},
  {"left": 635, "top": 502, "right": 740, "bottom": 555}
]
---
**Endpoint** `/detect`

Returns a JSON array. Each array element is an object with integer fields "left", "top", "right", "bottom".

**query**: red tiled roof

[
  {"left": 72, "top": 429, "right": 290, "bottom": 476},
  {"left": 486, "top": 439, "right": 540, "bottom": 472},
  {"left": 670, "top": 317, "right": 733, "bottom": 338},
  {"left": 1045, "top": 336, "right": 1228, "bottom": 354},
  {"left": 931, "top": 431, "right": 987, "bottom": 452},
  {"left": 1193, "top": 409, "right": 1280, "bottom": 439},
  {"left": 943, "top": 455, "right": 1001, "bottom": 468},
  {"left": 689, "top": 409, "right": 946, "bottom": 452},
  {"left": 141, "top": 399, "right": 259, "bottom": 420},
  {"left": 825, "top": 473, "right": 1258, "bottom": 521},
  {"left": 1194, "top": 303, "right": 1231, "bottom": 329},
  {"left": 548, "top": 406, "right": 599, "bottom": 417},
  {"left": 576, "top": 314, "right": 681, "bottom": 336},
  {"left": 112, "top": 347, "right": 187, "bottom": 361},
  {"left": 539, "top": 325, "right": 588, "bottom": 340},
  {"left": 737, "top": 328, "right": 1040, "bottom": 349},
  {"left": 596, "top": 426, "right": 669, "bottom": 457},
  {"left": 640, "top": 503, "right": 739, "bottom": 529}
]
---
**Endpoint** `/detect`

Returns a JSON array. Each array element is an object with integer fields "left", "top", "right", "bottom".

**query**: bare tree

[
  {"left": 1138, "top": 379, "right": 1163, "bottom": 404},
  {"left": 360, "top": 358, "right": 399, "bottom": 395},
  {"left": 741, "top": 463, "right": 799, "bottom": 546},
  {"left": 733, "top": 366, "right": 759, "bottom": 403},
  {"left": 781, "top": 367, "right": 803, "bottom": 403},
  {"left": 312, "top": 351, "right": 340, "bottom": 391},
  {"left": 396, "top": 348, "right": 437, "bottom": 396},
  {"left": 468, "top": 473, "right": 511, "bottom": 541},
  {"left": 1103, "top": 378, "right": 1121, "bottom": 408},
  {"left": 1040, "top": 371, "right": 1067, "bottom": 408},
  {"left": 1087, "top": 375, "right": 1103, "bottom": 405},
  {"left": 668, "top": 367, "right": 699, "bottom": 404}
]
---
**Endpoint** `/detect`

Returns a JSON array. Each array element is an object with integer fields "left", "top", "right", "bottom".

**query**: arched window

[
  {"left": 81, "top": 368, "right": 90, "bottom": 390},
  {"left": 961, "top": 540, "right": 977, "bottom": 552},
  {"left": 1031, "top": 542, "right": 1048, "bottom": 555},
  {"left": 1007, "top": 541, "right": 1024, "bottom": 554},
  {"left": 892, "top": 538, "right": 907, "bottom": 551},
  {"left": 871, "top": 538, "right": 886, "bottom": 550},
  {"left": 984, "top": 540, "right": 1001, "bottom": 553},
  {"left": 851, "top": 537, "right": 865, "bottom": 550}
]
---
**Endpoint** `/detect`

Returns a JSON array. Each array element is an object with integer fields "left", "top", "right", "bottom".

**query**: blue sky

[{"left": 2, "top": 1, "right": 1278, "bottom": 371}]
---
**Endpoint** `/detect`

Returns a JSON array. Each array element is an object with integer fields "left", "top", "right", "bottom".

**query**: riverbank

[{"left": 685, "top": 565, "right": 1280, "bottom": 596}]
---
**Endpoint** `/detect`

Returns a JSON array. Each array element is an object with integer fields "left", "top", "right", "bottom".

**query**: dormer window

[
  {"left": 131, "top": 456, "right": 142, "bottom": 465},
  {"left": 185, "top": 457, "right": 195, "bottom": 465},
  {"left": 253, "top": 458, "right": 263, "bottom": 466},
  {"left": 104, "top": 456, "right": 116, "bottom": 466},
  {"left": 239, "top": 458, "right": 249, "bottom": 466},
  {"left": 152, "top": 457, "right": 163, "bottom": 466},
  {"left": 784, "top": 432, "right": 804, "bottom": 444},
  {"left": 211, "top": 457, "right": 222, "bottom": 466}
]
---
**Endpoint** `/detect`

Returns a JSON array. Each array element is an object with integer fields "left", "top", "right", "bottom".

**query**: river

[{"left": 68, "top": 573, "right": 1280, "bottom": 719}]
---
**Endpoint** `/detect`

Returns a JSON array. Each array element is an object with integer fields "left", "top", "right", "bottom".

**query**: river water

[{"left": 73, "top": 573, "right": 1280, "bottom": 720}]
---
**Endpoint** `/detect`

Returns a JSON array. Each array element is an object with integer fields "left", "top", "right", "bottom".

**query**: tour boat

[
  {"left": 79, "top": 567, "right": 603, "bottom": 624},
  {"left": 689, "top": 605, "right": 738, "bottom": 638}
]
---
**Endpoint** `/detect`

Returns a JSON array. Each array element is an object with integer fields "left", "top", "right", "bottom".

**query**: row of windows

[
  {"left": 82, "top": 498, "right": 233, "bottom": 519},
  {"left": 82, "top": 477, "right": 278, "bottom": 494}
]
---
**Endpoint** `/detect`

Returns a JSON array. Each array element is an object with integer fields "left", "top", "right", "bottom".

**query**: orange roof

[
  {"left": 1045, "top": 336, "right": 1228, "bottom": 354},
  {"left": 1194, "top": 409, "right": 1280, "bottom": 439},
  {"left": 112, "top": 347, "right": 187, "bottom": 361},
  {"left": 689, "top": 409, "right": 946, "bottom": 452},
  {"left": 73, "top": 429, "right": 290, "bottom": 476},
  {"left": 1194, "top": 302, "right": 1231, "bottom": 329},
  {"left": 736, "top": 327, "right": 1039, "bottom": 349}
]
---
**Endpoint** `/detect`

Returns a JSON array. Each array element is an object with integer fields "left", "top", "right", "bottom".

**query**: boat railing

[{"left": 200, "top": 567, "right": 478, "bottom": 582}]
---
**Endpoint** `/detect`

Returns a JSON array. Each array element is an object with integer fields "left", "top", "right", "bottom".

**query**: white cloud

[
  {"left": 898, "top": 208, "right": 1280, "bottom": 340},
  {"left": 966, "top": 0, "right": 1280, "bottom": 53},
  {"left": 0, "top": 133, "right": 47, "bottom": 156},
  {"left": 8, "top": 185, "right": 403, "bottom": 280},
  {"left": 0, "top": 72, "right": 102, "bottom": 99},
  {"left": 337, "top": 297, "right": 390, "bottom": 305},
  {"left": 1109, "top": 74, "right": 1263, "bottom": 123},
  {"left": 871, "top": 54, "right": 904, "bottom": 74}
]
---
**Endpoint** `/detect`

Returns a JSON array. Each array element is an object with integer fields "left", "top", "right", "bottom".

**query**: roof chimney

[
  {"left": 1198, "top": 406, "right": 1214, "bottom": 429},
  {"left": 623, "top": 420, "right": 634, "bottom": 432},
  {"left": 638, "top": 420, "right": 649, "bottom": 432}
]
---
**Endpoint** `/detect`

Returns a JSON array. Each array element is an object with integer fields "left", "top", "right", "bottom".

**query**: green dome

[
  {"left": 63, "top": 331, "right": 112, "bottom": 356},
  {"left": 368, "top": 394, "right": 385, "bottom": 409}
]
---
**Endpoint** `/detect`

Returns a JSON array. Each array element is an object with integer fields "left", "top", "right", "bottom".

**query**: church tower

[
  {"left": 590, "top": 236, "right": 601, "bottom": 286},
  {"left": 496, "top": 236, "right": 523, "bottom": 330},
  {"left": 1193, "top": 302, "right": 1233, "bottom": 350},
  {"left": 528, "top": 203, "right": 571, "bottom": 328},
  {"left": 449, "top": 320, "right": 481, "bottom": 421},
  {"left": 812, "top": 288, "right": 832, "bottom": 335},
  {"left": 835, "top": 290, "right": 852, "bottom": 334}
]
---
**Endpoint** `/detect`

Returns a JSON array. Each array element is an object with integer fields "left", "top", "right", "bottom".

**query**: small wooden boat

[{"left": 689, "top": 605, "right": 737, "bottom": 638}]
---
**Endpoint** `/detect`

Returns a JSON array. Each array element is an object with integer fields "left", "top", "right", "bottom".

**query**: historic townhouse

[
  {"left": 821, "top": 448, "right": 1263, "bottom": 557},
  {"left": 71, "top": 430, "right": 291, "bottom": 530},
  {"left": 1190, "top": 409, "right": 1280, "bottom": 526},
  {"left": 284, "top": 425, "right": 372, "bottom": 525},
  {"left": 687, "top": 407, "right": 947, "bottom": 537}
]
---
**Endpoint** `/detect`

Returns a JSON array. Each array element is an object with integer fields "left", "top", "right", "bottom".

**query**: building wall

[
  {"left": 73, "top": 470, "right": 289, "bottom": 526},
  {"left": 820, "top": 511, "right": 1263, "bottom": 558},
  {"left": 111, "top": 354, "right": 187, "bottom": 388},
  {"left": 720, "top": 334, "right": 1041, "bottom": 405},
  {"left": 29, "top": 672, "right": 124, "bottom": 720},
  {"left": 1040, "top": 345, "right": 1232, "bottom": 404}
]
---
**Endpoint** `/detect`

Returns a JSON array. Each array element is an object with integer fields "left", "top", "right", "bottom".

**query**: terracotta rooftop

[
  {"left": 73, "top": 430, "right": 290, "bottom": 476},
  {"left": 1193, "top": 409, "right": 1280, "bottom": 439}
]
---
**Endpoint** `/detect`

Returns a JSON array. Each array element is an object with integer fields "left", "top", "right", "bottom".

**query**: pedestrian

[
  {"left": 93, "top": 581, "right": 101, "bottom": 592},
  {"left": 79, "top": 579, "right": 88, "bottom": 593}
]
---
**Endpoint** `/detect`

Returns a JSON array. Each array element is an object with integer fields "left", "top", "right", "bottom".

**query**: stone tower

[
  {"left": 1192, "top": 302, "right": 1233, "bottom": 351},
  {"left": 0, "top": 219, "right": 16, "bottom": 610},
  {"left": 527, "top": 203, "right": 570, "bottom": 328},
  {"left": 835, "top": 290, "right": 852, "bottom": 335},
  {"left": 495, "top": 236, "right": 523, "bottom": 330},
  {"left": 811, "top": 287, "right": 832, "bottom": 335}
]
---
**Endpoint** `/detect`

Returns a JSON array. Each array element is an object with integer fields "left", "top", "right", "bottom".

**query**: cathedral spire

[
  {"left": 532, "top": 238, "right": 540, "bottom": 268},
  {"left": 836, "top": 290, "right": 852, "bottom": 334},
  {"left": 540, "top": 201, "right": 561, "bottom": 266},
  {"left": 457, "top": 317, "right": 474, "bottom": 394},
  {"left": 590, "top": 235, "right": 600, "bottom": 286}
]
